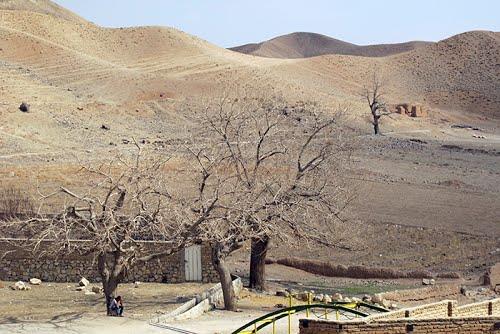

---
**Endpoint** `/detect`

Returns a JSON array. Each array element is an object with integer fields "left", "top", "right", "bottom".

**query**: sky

[{"left": 53, "top": 0, "right": 500, "bottom": 47}]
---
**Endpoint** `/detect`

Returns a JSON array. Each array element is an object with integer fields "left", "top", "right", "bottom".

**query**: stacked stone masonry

[{"left": 0, "top": 241, "right": 218, "bottom": 283}]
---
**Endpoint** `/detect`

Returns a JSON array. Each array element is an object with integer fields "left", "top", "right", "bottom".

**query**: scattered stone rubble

[
  {"left": 275, "top": 289, "right": 399, "bottom": 310},
  {"left": 10, "top": 281, "right": 31, "bottom": 291}
]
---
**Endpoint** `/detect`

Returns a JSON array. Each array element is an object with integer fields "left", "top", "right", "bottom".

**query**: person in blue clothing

[{"left": 109, "top": 296, "right": 124, "bottom": 316}]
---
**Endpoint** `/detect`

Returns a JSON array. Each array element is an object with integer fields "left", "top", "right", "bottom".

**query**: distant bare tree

[
  {"left": 364, "top": 73, "right": 391, "bottom": 135},
  {"left": 1, "top": 145, "right": 202, "bottom": 315},
  {"left": 182, "top": 93, "right": 353, "bottom": 307}
]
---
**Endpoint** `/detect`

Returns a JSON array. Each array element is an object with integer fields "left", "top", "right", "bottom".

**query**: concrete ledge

[
  {"left": 151, "top": 275, "right": 243, "bottom": 323},
  {"left": 152, "top": 297, "right": 197, "bottom": 324}
]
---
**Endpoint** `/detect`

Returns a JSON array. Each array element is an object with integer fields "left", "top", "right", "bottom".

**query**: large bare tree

[
  {"left": 182, "top": 93, "right": 353, "bottom": 306},
  {"left": 364, "top": 73, "right": 391, "bottom": 135},
  {"left": 2, "top": 145, "right": 203, "bottom": 314}
]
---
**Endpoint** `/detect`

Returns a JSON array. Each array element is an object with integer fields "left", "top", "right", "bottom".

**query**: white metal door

[{"left": 184, "top": 245, "right": 202, "bottom": 281}]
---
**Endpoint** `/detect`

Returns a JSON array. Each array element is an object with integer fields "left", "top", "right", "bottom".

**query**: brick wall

[
  {"left": 300, "top": 317, "right": 500, "bottom": 334},
  {"left": 0, "top": 241, "right": 218, "bottom": 283},
  {"left": 299, "top": 299, "right": 500, "bottom": 333},
  {"left": 369, "top": 300, "right": 455, "bottom": 321},
  {"left": 455, "top": 299, "right": 500, "bottom": 317}
]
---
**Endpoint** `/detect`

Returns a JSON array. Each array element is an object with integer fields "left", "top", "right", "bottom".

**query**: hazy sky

[{"left": 54, "top": 0, "right": 500, "bottom": 47}]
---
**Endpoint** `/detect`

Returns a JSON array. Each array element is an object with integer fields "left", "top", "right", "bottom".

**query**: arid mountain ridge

[
  {"left": 229, "top": 32, "right": 433, "bottom": 58},
  {"left": 0, "top": 0, "right": 498, "bottom": 159}
]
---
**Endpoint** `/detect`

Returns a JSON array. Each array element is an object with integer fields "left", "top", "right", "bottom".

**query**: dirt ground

[{"left": 0, "top": 282, "right": 212, "bottom": 323}]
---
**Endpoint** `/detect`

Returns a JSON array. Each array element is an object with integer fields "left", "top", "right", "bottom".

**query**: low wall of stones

[
  {"left": 0, "top": 240, "right": 218, "bottom": 283},
  {"left": 455, "top": 299, "right": 500, "bottom": 317},
  {"left": 299, "top": 317, "right": 500, "bottom": 334},
  {"left": 379, "top": 284, "right": 460, "bottom": 303}
]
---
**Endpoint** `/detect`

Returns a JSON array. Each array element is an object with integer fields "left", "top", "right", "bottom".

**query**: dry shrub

[
  {"left": 0, "top": 186, "right": 34, "bottom": 220},
  {"left": 276, "top": 257, "right": 436, "bottom": 279}
]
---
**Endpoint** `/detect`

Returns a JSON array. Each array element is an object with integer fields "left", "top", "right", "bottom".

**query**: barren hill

[
  {"left": 229, "top": 32, "right": 432, "bottom": 58},
  {"left": 0, "top": 0, "right": 86, "bottom": 23},
  {"left": 392, "top": 30, "right": 500, "bottom": 114},
  {"left": 0, "top": 0, "right": 499, "bottom": 281},
  {"left": 0, "top": 1, "right": 498, "bottom": 160}
]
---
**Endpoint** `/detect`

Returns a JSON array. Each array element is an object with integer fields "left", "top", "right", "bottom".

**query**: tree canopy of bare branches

[
  {"left": 181, "top": 92, "right": 354, "bottom": 306},
  {"left": 2, "top": 144, "right": 202, "bottom": 314}
]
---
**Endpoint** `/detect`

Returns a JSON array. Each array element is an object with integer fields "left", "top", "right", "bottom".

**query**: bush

[{"left": 0, "top": 186, "right": 34, "bottom": 220}]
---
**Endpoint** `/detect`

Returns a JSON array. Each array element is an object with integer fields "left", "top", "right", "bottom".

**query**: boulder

[
  {"left": 29, "top": 278, "right": 42, "bottom": 285},
  {"left": 134, "top": 281, "right": 141, "bottom": 288},
  {"left": 332, "top": 293, "right": 343, "bottom": 301},
  {"left": 11, "top": 281, "right": 30, "bottom": 291},
  {"left": 313, "top": 294, "right": 324, "bottom": 302},
  {"left": 91, "top": 286, "right": 103, "bottom": 294},
  {"left": 322, "top": 295, "right": 332, "bottom": 304},
  {"left": 84, "top": 291, "right": 96, "bottom": 296},
  {"left": 422, "top": 278, "right": 435, "bottom": 286},
  {"left": 362, "top": 294, "right": 372, "bottom": 303},
  {"left": 343, "top": 297, "right": 352, "bottom": 303},
  {"left": 78, "top": 277, "right": 90, "bottom": 287},
  {"left": 75, "top": 286, "right": 86, "bottom": 292},
  {"left": 296, "top": 292, "right": 310, "bottom": 302},
  {"left": 19, "top": 102, "right": 30, "bottom": 112},
  {"left": 381, "top": 299, "right": 392, "bottom": 309},
  {"left": 372, "top": 294, "right": 383, "bottom": 304}
]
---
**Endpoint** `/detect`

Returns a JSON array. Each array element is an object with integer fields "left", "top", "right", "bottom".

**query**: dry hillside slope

[
  {"left": 0, "top": 1, "right": 499, "bottom": 280},
  {"left": 0, "top": 1, "right": 498, "bottom": 159},
  {"left": 269, "top": 30, "right": 500, "bottom": 116},
  {"left": 230, "top": 32, "right": 433, "bottom": 58},
  {"left": 0, "top": 0, "right": 85, "bottom": 23}
]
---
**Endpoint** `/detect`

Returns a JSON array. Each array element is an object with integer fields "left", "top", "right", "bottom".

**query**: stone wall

[
  {"left": 300, "top": 317, "right": 500, "bottom": 334},
  {"left": 0, "top": 240, "right": 218, "bottom": 283}
]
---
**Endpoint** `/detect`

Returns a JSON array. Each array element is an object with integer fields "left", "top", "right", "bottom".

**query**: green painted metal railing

[{"left": 231, "top": 297, "right": 389, "bottom": 334}]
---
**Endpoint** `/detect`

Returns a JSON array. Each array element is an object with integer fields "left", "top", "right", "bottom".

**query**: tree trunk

[
  {"left": 103, "top": 277, "right": 119, "bottom": 315},
  {"left": 98, "top": 252, "right": 124, "bottom": 315},
  {"left": 249, "top": 236, "right": 269, "bottom": 291},
  {"left": 373, "top": 117, "right": 380, "bottom": 135},
  {"left": 212, "top": 247, "right": 236, "bottom": 311}
]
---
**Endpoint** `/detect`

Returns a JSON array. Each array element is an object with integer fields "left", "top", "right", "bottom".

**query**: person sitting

[{"left": 109, "top": 296, "right": 124, "bottom": 317}]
